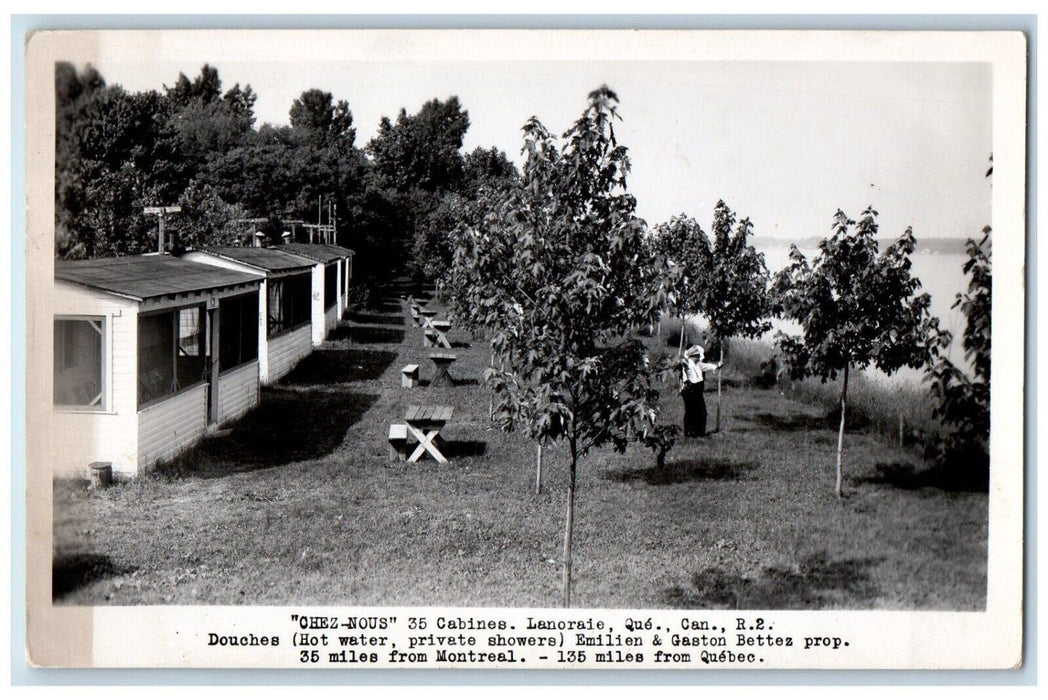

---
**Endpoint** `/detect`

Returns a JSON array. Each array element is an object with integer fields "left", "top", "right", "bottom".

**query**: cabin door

[{"left": 207, "top": 306, "right": 220, "bottom": 424}]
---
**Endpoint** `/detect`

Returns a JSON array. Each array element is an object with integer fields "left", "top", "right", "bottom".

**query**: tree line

[{"left": 54, "top": 62, "right": 518, "bottom": 283}]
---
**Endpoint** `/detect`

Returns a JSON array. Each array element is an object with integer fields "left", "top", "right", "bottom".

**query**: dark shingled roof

[
  {"left": 55, "top": 254, "right": 263, "bottom": 301},
  {"left": 281, "top": 242, "right": 356, "bottom": 264},
  {"left": 200, "top": 246, "right": 316, "bottom": 273}
]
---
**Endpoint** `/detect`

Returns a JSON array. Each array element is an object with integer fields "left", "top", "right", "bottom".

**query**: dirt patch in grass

[
  {"left": 664, "top": 551, "right": 882, "bottom": 609},
  {"left": 281, "top": 349, "right": 397, "bottom": 385}
]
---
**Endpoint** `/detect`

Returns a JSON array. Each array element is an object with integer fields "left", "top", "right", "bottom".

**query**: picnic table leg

[{"left": 406, "top": 425, "right": 449, "bottom": 464}]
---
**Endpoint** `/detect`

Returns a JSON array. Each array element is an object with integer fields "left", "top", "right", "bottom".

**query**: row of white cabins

[{"left": 50, "top": 242, "right": 354, "bottom": 480}]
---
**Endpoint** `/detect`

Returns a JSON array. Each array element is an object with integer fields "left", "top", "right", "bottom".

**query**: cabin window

[
  {"left": 219, "top": 293, "right": 259, "bottom": 371},
  {"left": 138, "top": 305, "right": 206, "bottom": 408},
  {"left": 267, "top": 273, "right": 311, "bottom": 337},
  {"left": 324, "top": 262, "right": 338, "bottom": 309},
  {"left": 53, "top": 317, "right": 105, "bottom": 410}
]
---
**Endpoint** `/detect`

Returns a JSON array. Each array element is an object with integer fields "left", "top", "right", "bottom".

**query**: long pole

[
  {"left": 715, "top": 342, "right": 724, "bottom": 432},
  {"left": 535, "top": 444, "right": 543, "bottom": 495},
  {"left": 144, "top": 206, "right": 181, "bottom": 254},
  {"left": 835, "top": 364, "right": 849, "bottom": 500}
]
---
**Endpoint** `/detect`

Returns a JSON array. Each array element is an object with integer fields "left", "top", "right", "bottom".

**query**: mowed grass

[{"left": 52, "top": 286, "right": 987, "bottom": 609}]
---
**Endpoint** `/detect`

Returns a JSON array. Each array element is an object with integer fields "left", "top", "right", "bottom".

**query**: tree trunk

[
  {"left": 535, "top": 443, "right": 543, "bottom": 495},
  {"left": 835, "top": 364, "right": 849, "bottom": 500},
  {"left": 715, "top": 342, "right": 724, "bottom": 433},
  {"left": 678, "top": 314, "right": 686, "bottom": 355},
  {"left": 562, "top": 445, "right": 577, "bottom": 608},
  {"left": 488, "top": 350, "right": 495, "bottom": 424}
]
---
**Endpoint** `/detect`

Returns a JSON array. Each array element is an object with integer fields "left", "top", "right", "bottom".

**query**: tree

[
  {"left": 772, "top": 207, "right": 943, "bottom": 499},
  {"left": 289, "top": 88, "right": 355, "bottom": 147},
  {"left": 172, "top": 181, "right": 249, "bottom": 251},
  {"left": 651, "top": 214, "right": 708, "bottom": 353},
  {"left": 699, "top": 200, "right": 771, "bottom": 432},
  {"left": 455, "top": 86, "right": 672, "bottom": 606},
  {"left": 924, "top": 224, "right": 991, "bottom": 483},
  {"left": 367, "top": 96, "right": 470, "bottom": 194}
]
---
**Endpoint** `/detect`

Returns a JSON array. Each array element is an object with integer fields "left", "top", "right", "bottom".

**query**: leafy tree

[
  {"left": 367, "top": 96, "right": 470, "bottom": 194},
  {"left": 289, "top": 88, "right": 355, "bottom": 147},
  {"left": 415, "top": 149, "right": 520, "bottom": 287},
  {"left": 652, "top": 215, "right": 708, "bottom": 353},
  {"left": 172, "top": 181, "right": 249, "bottom": 251},
  {"left": 772, "top": 207, "right": 943, "bottom": 499},
  {"left": 461, "top": 146, "right": 520, "bottom": 196},
  {"left": 699, "top": 200, "right": 771, "bottom": 431},
  {"left": 55, "top": 69, "right": 168, "bottom": 258},
  {"left": 456, "top": 86, "right": 672, "bottom": 606},
  {"left": 924, "top": 228, "right": 991, "bottom": 483}
]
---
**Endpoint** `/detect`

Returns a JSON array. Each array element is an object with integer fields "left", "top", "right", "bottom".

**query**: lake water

[{"left": 692, "top": 245, "right": 974, "bottom": 387}]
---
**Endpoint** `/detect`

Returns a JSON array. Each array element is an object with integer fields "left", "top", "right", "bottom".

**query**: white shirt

[{"left": 682, "top": 355, "right": 719, "bottom": 384}]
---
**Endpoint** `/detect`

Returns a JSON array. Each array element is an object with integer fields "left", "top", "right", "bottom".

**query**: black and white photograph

[{"left": 23, "top": 27, "right": 1027, "bottom": 669}]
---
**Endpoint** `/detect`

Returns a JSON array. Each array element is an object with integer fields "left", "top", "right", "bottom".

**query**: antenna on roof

[{"left": 143, "top": 206, "right": 182, "bottom": 254}]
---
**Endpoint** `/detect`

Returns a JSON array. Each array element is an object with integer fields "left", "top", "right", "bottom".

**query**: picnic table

[
  {"left": 429, "top": 319, "right": 453, "bottom": 348},
  {"left": 419, "top": 309, "right": 439, "bottom": 328},
  {"left": 429, "top": 352, "right": 457, "bottom": 387},
  {"left": 405, "top": 404, "right": 453, "bottom": 463}
]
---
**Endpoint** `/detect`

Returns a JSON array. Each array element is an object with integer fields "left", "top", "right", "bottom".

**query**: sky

[{"left": 85, "top": 41, "right": 994, "bottom": 242}]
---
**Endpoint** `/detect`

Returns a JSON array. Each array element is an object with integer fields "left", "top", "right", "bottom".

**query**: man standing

[{"left": 680, "top": 345, "right": 723, "bottom": 437}]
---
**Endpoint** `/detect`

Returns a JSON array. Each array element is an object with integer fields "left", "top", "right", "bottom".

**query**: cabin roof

[
  {"left": 55, "top": 254, "right": 263, "bottom": 301},
  {"left": 200, "top": 246, "right": 317, "bottom": 273},
  {"left": 281, "top": 242, "right": 356, "bottom": 263}
]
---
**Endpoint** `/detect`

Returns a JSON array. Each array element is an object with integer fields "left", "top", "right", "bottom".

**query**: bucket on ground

[{"left": 88, "top": 461, "right": 113, "bottom": 488}]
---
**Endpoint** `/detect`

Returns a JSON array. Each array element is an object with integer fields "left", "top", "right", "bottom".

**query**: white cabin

[
  {"left": 51, "top": 254, "right": 264, "bottom": 478},
  {"left": 183, "top": 247, "right": 317, "bottom": 385},
  {"left": 281, "top": 242, "right": 355, "bottom": 331}
]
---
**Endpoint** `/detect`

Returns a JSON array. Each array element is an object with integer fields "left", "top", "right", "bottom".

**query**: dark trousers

[{"left": 682, "top": 381, "right": 707, "bottom": 437}]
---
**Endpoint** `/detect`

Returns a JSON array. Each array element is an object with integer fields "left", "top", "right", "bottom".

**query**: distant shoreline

[{"left": 755, "top": 237, "right": 971, "bottom": 255}]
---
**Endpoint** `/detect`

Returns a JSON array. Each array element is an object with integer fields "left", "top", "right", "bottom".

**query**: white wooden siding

[
  {"left": 50, "top": 282, "right": 141, "bottom": 477},
  {"left": 217, "top": 360, "right": 259, "bottom": 424},
  {"left": 310, "top": 263, "right": 325, "bottom": 346},
  {"left": 266, "top": 324, "right": 312, "bottom": 384},
  {"left": 325, "top": 305, "right": 338, "bottom": 333},
  {"left": 137, "top": 385, "right": 209, "bottom": 472}
]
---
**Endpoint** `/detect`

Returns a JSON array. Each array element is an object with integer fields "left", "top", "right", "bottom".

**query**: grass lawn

[{"left": 52, "top": 284, "right": 987, "bottom": 609}]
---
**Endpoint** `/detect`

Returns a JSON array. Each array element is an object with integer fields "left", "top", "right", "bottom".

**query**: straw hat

[{"left": 685, "top": 345, "right": 704, "bottom": 359}]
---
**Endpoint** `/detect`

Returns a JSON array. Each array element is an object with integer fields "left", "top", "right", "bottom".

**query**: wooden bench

[
  {"left": 423, "top": 328, "right": 439, "bottom": 348},
  {"left": 388, "top": 423, "right": 410, "bottom": 461},
  {"left": 401, "top": 364, "right": 420, "bottom": 388}
]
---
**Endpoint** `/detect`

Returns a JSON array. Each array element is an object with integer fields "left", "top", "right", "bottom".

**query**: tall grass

[{"left": 658, "top": 321, "right": 943, "bottom": 453}]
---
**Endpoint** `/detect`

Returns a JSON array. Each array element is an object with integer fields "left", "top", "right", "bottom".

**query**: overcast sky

[{"left": 88, "top": 51, "right": 993, "bottom": 241}]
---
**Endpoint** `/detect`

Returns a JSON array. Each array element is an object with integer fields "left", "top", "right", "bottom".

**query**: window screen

[
  {"left": 53, "top": 317, "right": 105, "bottom": 409},
  {"left": 267, "top": 274, "right": 311, "bottom": 337},
  {"left": 138, "top": 304, "right": 206, "bottom": 407},
  {"left": 220, "top": 293, "right": 259, "bottom": 370},
  {"left": 325, "top": 262, "right": 337, "bottom": 309}
]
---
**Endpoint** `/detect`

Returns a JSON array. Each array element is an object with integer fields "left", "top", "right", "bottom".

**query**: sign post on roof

[{"left": 143, "top": 206, "right": 182, "bottom": 254}]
